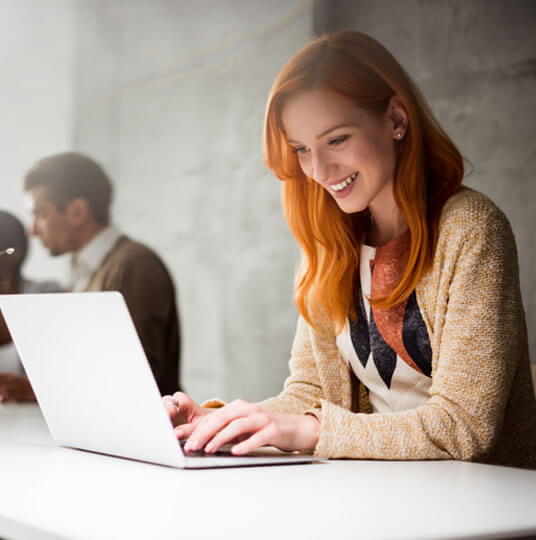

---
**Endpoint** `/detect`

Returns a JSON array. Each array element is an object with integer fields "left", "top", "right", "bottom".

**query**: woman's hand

[
  {"left": 162, "top": 392, "right": 212, "bottom": 438},
  {"left": 182, "top": 399, "right": 320, "bottom": 455},
  {"left": 0, "top": 374, "right": 35, "bottom": 402}
]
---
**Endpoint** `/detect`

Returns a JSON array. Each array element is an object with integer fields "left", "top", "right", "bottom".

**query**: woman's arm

[{"left": 256, "top": 315, "right": 326, "bottom": 414}]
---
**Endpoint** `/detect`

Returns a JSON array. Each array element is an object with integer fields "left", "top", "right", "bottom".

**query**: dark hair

[
  {"left": 23, "top": 152, "right": 113, "bottom": 224},
  {"left": 0, "top": 211, "right": 28, "bottom": 270}
]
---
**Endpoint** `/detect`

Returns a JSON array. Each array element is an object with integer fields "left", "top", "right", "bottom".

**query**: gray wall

[
  {"left": 72, "top": 0, "right": 313, "bottom": 402},
  {"left": 1, "top": 0, "right": 75, "bottom": 282},
  {"left": 315, "top": 0, "right": 536, "bottom": 364},
  {"left": 4, "top": 1, "right": 533, "bottom": 406}
]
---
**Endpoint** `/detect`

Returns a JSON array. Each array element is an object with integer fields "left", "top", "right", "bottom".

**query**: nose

[{"left": 310, "top": 148, "right": 331, "bottom": 184}]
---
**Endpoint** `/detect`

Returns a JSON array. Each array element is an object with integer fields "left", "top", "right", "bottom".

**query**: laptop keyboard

[
  {"left": 179, "top": 440, "right": 234, "bottom": 457},
  {"left": 178, "top": 440, "right": 307, "bottom": 460}
]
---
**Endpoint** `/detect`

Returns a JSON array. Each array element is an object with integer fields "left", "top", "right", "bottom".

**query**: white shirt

[{"left": 70, "top": 225, "right": 122, "bottom": 292}]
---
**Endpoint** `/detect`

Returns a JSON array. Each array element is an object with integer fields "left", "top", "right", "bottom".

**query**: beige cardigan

[{"left": 259, "top": 188, "right": 536, "bottom": 468}]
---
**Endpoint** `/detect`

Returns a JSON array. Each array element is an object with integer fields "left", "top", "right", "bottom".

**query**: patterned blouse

[{"left": 336, "top": 231, "right": 433, "bottom": 413}]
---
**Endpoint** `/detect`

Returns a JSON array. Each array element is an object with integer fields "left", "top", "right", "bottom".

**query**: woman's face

[{"left": 281, "top": 89, "right": 403, "bottom": 215}]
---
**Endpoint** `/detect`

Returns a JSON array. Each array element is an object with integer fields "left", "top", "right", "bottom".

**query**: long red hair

[{"left": 264, "top": 31, "right": 463, "bottom": 333}]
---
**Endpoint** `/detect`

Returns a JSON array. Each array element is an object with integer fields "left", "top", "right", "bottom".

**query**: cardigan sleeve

[
  {"left": 312, "top": 206, "right": 524, "bottom": 461},
  {"left": 257, "top": 315, "right": 326, "bottom": 415}
]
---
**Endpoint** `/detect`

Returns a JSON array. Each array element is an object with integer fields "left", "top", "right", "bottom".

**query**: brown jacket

[{"left": 85, "top": 236, "right": 181, "bottom": 395}]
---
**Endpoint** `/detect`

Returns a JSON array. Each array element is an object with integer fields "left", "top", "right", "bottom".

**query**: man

[{"left": 24, "top": 152, "right": 181, "bottom": 395}]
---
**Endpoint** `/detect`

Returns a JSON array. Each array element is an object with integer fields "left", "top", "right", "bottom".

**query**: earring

[{"left": 396, "top": 132, "right": 403, "bottom": 139}]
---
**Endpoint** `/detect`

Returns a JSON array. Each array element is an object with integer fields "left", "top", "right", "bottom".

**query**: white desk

[{"left": 1, "top": 404, "right": 535, "bottom": 540}]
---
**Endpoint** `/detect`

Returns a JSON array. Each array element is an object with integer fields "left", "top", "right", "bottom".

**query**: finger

[
  {"left": 162, "top": 398, "right": 181, "bottom": 426},
  {"left": 165, "top": 392, "right": 195, "bottom": 424},
  {"left": 185, "top": 400, "right": 256, "bottom": 452},
  {"left": 171, "top": 392, "right": 200, "bottom": 423},
  {"left": 174, "top": 423, "right": 195, "bottom": 440},
  {"left": 172, "top": 392, "right": 192, "bottom": 408},
  {"left": 0, "top": 391, "right": 14, "bottom": 403},
  {"left": 231, "top": 430, "right": 272, "bottom": 455},
  {"left": 204, "top": 415, "right": 267, "bottom": 454},
  {"left": 186, "top": 401, "right": 255, "bottom": 451},
  {"left": 163, "top": 400, "right": 178, "bottom": 415},
  {"left": 3, "top": 382, "right": 18, "bottom": 401},
  {"left": 162, "top": 397, "right": 177, "bottom": 413},
  {"left": 0, "top": 385, "right": 13, "bottom": 399}
]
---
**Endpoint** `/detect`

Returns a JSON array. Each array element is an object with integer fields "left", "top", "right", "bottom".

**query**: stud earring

[{"left": 396, "top": 132, "right": 403, "bottom": 139}]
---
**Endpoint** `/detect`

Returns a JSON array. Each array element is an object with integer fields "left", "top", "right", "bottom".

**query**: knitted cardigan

[{"left": 259, "top": 188, "right": 536, "bottom": 468}]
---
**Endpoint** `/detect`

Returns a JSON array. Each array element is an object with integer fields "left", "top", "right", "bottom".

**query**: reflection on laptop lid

[{"left": 0, "top": 292, "right": 318, "bottom": 468}]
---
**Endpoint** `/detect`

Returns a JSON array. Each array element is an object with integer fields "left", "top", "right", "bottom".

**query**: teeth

[{"left": 330, "top": 172, "right": 358, "bottom": 192}]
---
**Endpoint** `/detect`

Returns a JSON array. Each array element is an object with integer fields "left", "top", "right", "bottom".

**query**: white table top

[{"left": 1, "top": 403, "right": 535, "bottom": 540}]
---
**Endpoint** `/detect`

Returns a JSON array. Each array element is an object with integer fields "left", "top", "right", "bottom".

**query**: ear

[
  {"left": 388, "top": 95, "right": 409, "bottom": 140},
  {"left": 65, "top": 198, "right": 91, "bottom": 226}
]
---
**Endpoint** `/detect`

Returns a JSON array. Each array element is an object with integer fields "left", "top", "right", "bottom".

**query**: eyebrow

[{"left": 287, "top": 123, "right": 353, "bottom": 145}]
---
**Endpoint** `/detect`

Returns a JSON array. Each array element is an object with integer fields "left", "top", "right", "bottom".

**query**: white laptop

[{"left": 0, "top": 292, "right": 318, "bottom": 468}]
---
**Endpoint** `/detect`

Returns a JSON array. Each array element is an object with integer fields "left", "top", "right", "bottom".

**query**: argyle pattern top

[{"left": 336, "top": 231, "right": 433, "bottom": 413}]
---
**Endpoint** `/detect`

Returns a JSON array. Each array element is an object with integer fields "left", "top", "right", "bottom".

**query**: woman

[
  {"left": 164, "top": 31, "right": 536, "bottom": 467},
  {"left": 0, "top": 210, "right": 63, "bottom": 402}
]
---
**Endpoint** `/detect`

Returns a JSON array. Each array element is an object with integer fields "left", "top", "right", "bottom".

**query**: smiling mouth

[{"left": 329, "top": 172, "right": 358, "bottom": 192}]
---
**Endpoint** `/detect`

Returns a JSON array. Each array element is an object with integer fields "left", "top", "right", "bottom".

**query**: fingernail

[
  {"left": 188, "top": 439, "right": 199, "bottom": 451},
  {"left": 175, "top": 429, "right": 183, "bottom": 439},
  {"left": 205, "top": 443, "right": 214, "bottom": 453}
]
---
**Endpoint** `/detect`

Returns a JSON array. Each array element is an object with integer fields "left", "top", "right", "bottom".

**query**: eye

[
  {"left": 291, "top": 146, "right": 310, "bottom": 155},
  {"left": 328, "top": 134, "right": 349, "bottom": 146}
]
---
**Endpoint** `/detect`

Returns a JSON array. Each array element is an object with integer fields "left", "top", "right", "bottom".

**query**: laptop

[{"left": 0, "top": 292, "right": 319, "bottom": 468}]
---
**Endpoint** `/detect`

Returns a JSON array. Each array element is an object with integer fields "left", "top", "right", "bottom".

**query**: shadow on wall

[{"left": 532, "top": 364, "right": 536, "bottom": 395}]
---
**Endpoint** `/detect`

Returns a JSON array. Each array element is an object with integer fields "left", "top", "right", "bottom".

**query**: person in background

[
  {"left": 162, "top": 31, "right": 536, "bottom": 468},
  {"left": 0, "top": 210, "right": 62, "bottom": 402},
  {"left": 23, "top": 152, "right": 182, "bottom": 395}
]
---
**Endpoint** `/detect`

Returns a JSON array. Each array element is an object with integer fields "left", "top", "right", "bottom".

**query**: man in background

[
  {"left": 0, "top": 210, "right": 62, "bottom": 401},
  {"left": 23, "top": 152, "right": 181, "bottom": 395}
]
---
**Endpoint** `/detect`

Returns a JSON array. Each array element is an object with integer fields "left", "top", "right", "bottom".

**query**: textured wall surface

[
  {"left": 6, "top": 0, "right": 531, "bottom": 406},
  {"left": 1, "top": 0, "right": 75, "bottom": 281},
  {"left": 73, "top": 0, "right": 313, "bottom": 401},
  {"left": 315, "top": 0, "right": 536, "bottom": 363}
]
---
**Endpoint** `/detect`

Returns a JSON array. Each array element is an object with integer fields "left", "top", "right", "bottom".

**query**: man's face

[{"left": 27, "top": 186, "right": 76, "bottom": 256}]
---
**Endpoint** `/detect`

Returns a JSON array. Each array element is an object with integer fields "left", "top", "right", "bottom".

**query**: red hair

[{"left": 264, "top": 31, "right": 463, "bottom": 333}]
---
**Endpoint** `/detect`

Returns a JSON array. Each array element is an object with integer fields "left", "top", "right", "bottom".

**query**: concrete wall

[
  {"left": 5, "top": 0, "right": 531, "bottom": 406},
  {"left": 315, "top": 0, "right": 536, "bottom": 363},
  {"left": 73, "top": 0, "right": 313, "bottom": 401},
  {"left": 0, "top": 0, "right": 75, "bottom": 282}
]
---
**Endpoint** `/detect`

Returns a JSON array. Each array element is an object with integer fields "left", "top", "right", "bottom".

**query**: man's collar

[{"left": 70, "top": 225, "right": 122, "bottom": 291}]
